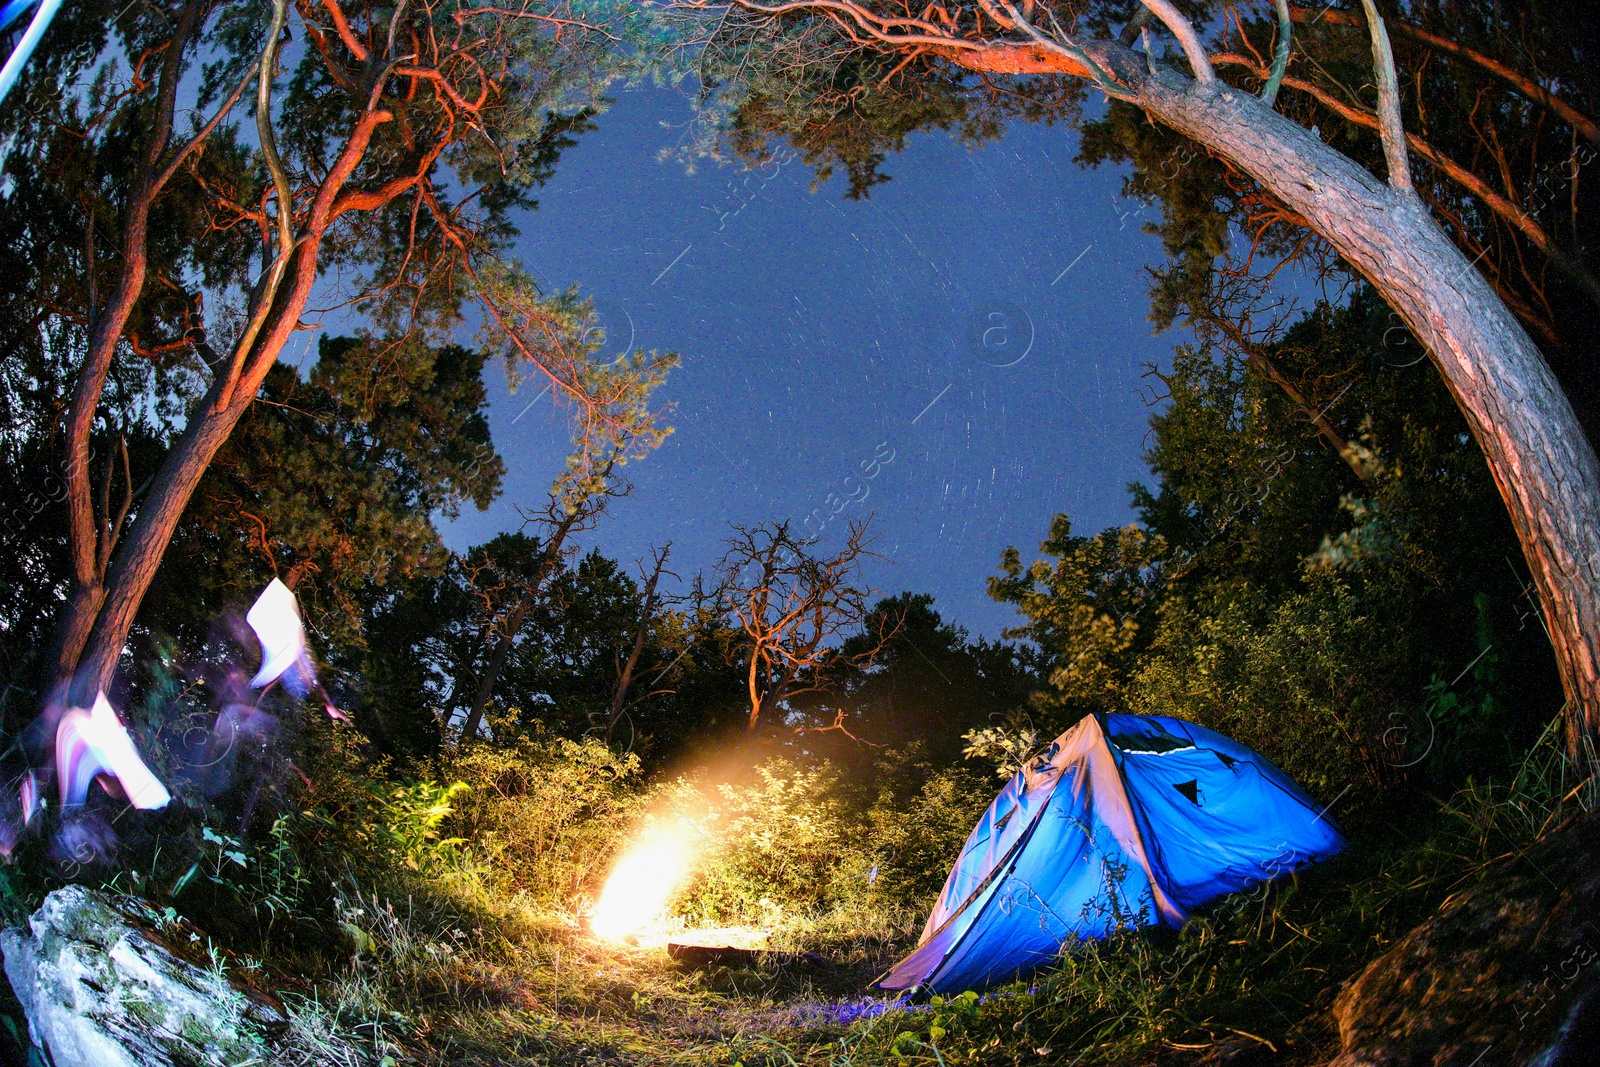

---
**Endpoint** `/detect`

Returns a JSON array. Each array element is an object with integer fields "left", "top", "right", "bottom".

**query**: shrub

[
  {"left": 1125, "top": 577, "right": 1405, "bottom": 817},
  {"left": 675, "top": 759, "right": 859, "bottom": 925},
  {"left": 660, "top": 752, "right": 990, "bottom": 940},
  {"left": 863, "top": 762, "right": 991, "bottom": 914},
  {"left": 441, "top": 728, "right": 642, "bottom": 907}
]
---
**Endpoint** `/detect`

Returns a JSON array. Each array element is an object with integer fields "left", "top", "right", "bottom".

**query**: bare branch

[
  {"left": 607, "top": 542, "right": 675, "bottom": 740},
  {"left": 154, "top": 56, "right": 261, "bottom": 190},
  {"left": 1287, "top": 4, "right": 1600, "bottom": 146},
  {"left": 1213, "top": 53, "right": 1600, "bottom": 307},
  {"left": 1137, "top": 0, "right": 1215, "bottom": 84},
  {"left": 1261, "top": 0, "right": 1290, "bottom": 107},
  {"left": 717, "top": 517, "right": 888, "bottom": 730},
  {"left": 218, "top": 0, "right": 298, "bottom": 412},
  {"left": 1360, "top": 0, "right": 1413, "bottom": 192},
  {"left": 792, "top": 707, "right": 880, "bottom": 746}
]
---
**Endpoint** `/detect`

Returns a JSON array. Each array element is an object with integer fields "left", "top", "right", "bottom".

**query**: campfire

[
  {"left": 589, "top": 823, "right": 694, "bottom": 943},
  {"left": 587, "top": 822, "right": 797, "bottom": 969}
]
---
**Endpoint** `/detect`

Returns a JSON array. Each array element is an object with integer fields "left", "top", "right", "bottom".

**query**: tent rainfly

[{"left": 877, "top": 713, "right": 1346, "bottom": 995}]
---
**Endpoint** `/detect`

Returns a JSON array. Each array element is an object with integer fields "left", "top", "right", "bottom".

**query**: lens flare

[{"left": 591, "top": 828, "right": 690, "bottom": 942}]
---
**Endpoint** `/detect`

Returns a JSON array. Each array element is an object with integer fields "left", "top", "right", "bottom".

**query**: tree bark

[
  {"left": 67, "top": 97, "right": 395, "bottom": 702},
  {"left": 52, "top": 2, "right": 200, "bottom": 682},
  {"left": 746, "top": 653, "right": 766, "bottom": 732},
  {"left": 944, "top": 38, "right": 1600, "bottom": 742},
  {"left": 69, "top": 234, "right": 326, "bottom": 702}
]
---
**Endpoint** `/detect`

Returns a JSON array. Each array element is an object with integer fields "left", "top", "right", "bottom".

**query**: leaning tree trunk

[
  {"left": 51, "top": 2, "right": 203, "bottom": 683},
  {"left": 66, "top": 95, "right": 394, "bottom": 703},
  {"left": 68, "top": 232, "right": 328, "bottom": 704},
  {"left": 953, "top": 39, "right": 1600, "bottom": 743},
  {"left": 455, "top": 507, "right": 587, "bottom": 743}
]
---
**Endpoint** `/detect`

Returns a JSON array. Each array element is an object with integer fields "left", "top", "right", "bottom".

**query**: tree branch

[
  {"left": 1360, "top": 0, "right": 1413, "bottom": 192},
  {"left": 1213, "top": 53, "right": 1600, "bottom": 309},
  {"left": 1261, "top": 0, "right": 1290, "bottom": 107},
  {"left": 1138, "top": 0, "right": 1215, "bottom": 84},
  {"left": 1287, "top": 4, "right": 1600, "bottom": 146},
  {"left": 320, "top": 0, "right": 371, "bottom": 62}
]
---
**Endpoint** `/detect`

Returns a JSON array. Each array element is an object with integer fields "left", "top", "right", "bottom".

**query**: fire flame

[{"left": 590, "top": 827, "right": 691, "bottom": 942}]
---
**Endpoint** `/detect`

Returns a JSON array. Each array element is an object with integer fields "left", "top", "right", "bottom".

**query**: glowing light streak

[
  {"left": 247, "top": 578, "right": 312, "bottom": 694},
  {"left": 0, "top": 0, "right": 39, "bottom": 33},
  {"left": 55, "top": 693, "right": 171, "bottom": 811},
  {"left": 0, "top": 0, "right": 64, "bottom": 107},
  {"left": 19, "top": 770, "right": 38, "bottom": 824}
]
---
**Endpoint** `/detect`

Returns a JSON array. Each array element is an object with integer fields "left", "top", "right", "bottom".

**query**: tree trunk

[
  {"left": 457, "top": 601, "right": 527, "bottom": 743},
  {"left": 72, "top": 383, "right": 266, "bottom": 700},
  {"left": 939, "top": 38, "right": 1600, "bottom": 747},
  {"left": 747, "top": 653, "right": 764, "bottom": 731},
  {"left": 607, "top": 545, "right": 670, "bottom": 741},
  {"left": 69, "top": 235, "right": 325, "bottom": 703},
  {"left": 61, "top": 89, "right": 395, "bottom": 702},
  {"left": 456, "top": 508, "right": 587, "bottom": 742},
  {"left": 49, "top": 588, "right": 105, "bottom": 692},
  {"left": 51, "top": 2, "right": 199, "bottom": 683}
]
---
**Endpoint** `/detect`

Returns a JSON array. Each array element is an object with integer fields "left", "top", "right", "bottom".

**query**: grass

[
  {"left": 217, "top": 717, "right": 1591, "bottom": 1067},
  {"left": 4, "top": 713, "right": 1584, "bottom": 1067}
]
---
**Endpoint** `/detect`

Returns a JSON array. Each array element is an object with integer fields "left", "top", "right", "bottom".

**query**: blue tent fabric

[{"left": 877, "top": 714, "right": 1345, "bottom": 995}]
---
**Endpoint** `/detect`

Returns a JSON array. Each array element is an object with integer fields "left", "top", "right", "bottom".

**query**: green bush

[
  {"left": 1125, "top": 576, "right": 1405, "bottom": 816},
  {"left": 675, "top": 759, "right": 860, "bottom": 925},
  {"left": 863, "top": 761, "right": 992, "bottom": 914},
  {"left": 633, "top": 750, "right": 988, "bottom": 937},
  {"left": 441, "top": 727, "right": 643, "bottom": 907}
]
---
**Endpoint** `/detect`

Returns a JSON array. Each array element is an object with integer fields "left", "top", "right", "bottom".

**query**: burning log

[{"left": 666, "top": 941, "right": 828, "bottom": 970}]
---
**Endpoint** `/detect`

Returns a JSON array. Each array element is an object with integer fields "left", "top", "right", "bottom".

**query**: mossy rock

[
  {"left": 2, "top": 885, "right": 285, "bottom": 1067},
  {"left": 1329, "top": 813, "right": 1600, "bottom": 1066}
]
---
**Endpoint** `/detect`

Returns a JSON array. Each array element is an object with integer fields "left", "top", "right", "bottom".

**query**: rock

[
  {"left": 2, "top": 885, "right": 285, "bottom": 1067},
  {"left": 1328, "top": 813, "right": 1600, "bottom": 1066}
]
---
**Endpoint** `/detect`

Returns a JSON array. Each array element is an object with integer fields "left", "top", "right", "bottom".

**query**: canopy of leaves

[
  {"left": 992, "top": 286, "right": 1559, "bottom": 821},
  {"left": 147, "top": 333, "right": 503, "bottom": 654}
]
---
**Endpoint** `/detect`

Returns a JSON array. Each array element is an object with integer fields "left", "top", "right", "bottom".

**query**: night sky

[{"left": 441, "top": 84, "right": 1183, "bottom": 639}]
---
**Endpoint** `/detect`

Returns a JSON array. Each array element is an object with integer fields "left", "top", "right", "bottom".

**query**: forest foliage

[{"left": 0, "top": 1, "right": 1595, "bottom": 1065}]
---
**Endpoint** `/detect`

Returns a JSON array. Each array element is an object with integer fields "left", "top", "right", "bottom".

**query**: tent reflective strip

[
  {"left": 880, "top": 737, "right": 1071, "bottom": 990},
  {"left": 917, "top": 739, "right": 1073, "bottom": 943}
]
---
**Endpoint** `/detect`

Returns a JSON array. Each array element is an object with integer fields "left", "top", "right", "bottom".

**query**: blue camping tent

[{"left": 877, "top": 713, "right": 1345, "bottom": 995}]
